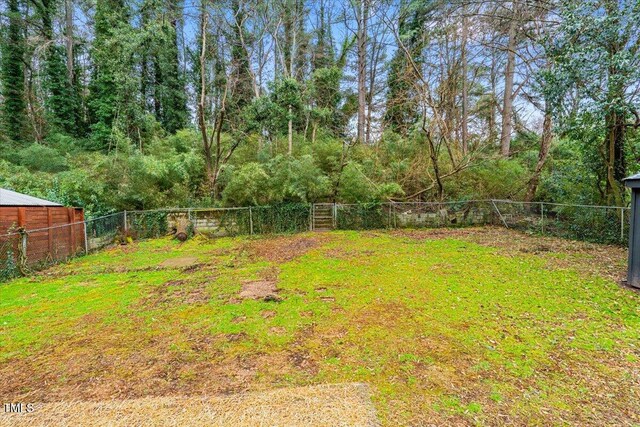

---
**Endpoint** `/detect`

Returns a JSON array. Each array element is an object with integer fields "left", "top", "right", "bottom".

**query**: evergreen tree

[
  {"left": 160, "top": 1, "right": 188, "bottom": 133},
  {"left": 88, "top": 0, "right": 137, "bottom": 150},
  {"left": 148, "top": 0, "right": 188, "bottom": 134},
  {"left": 1, "top": 0, "right": 28, "bottom": 144},
  {"left": 36, "top": 0, "right": 82, "bottom": 136},
  {"left": 545, "top": 0, "right": 640, "bottom": 205},
  {"left": 383, "top": 0, "right": 429, "bottom": 136}
]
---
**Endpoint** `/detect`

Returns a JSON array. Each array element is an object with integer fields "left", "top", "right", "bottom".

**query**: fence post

[
  {"left": 540, "top": 202, "right": 545, "bottom": 235},
  {"left": 309, "top": 204, "right": 313, "bottom": 231},
  {"left": 491, "top": 200, "right": 509, "bottom": 228},
  {"left": 123, "top": 210, "right": 128, "bottom": 233},
  {"left": 621, "top": 207, "right": 625, "bottom": 243},
  {"left": 83, "top": 221, "right": 89, "bottom": 254},
  {"left": 18, "top": 230, "right": 28, "bottom": 274},
  {"left": 249, "top": 207, "right": 254, "bottom": 235},
  {"left": 393, "top": 202, "right": 397, "bottom": 228},
  {"left": 333, "top": 203, "right": 337, "bottom": 229}
]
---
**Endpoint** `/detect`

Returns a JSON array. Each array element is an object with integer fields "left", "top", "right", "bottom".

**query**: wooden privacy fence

[
  {"left": 0, "top": 212, "right": 125, "bottom": 279},
  {"left": 0, "top": 206, "right": 85, "bottom": 267}
]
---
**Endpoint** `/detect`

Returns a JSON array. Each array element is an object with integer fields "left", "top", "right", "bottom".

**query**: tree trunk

[
  {"left": 65, "top": 0, "right": 74, "bottom": 84},
  {"left": 604, "top": 110, "right": 626, "bottom": 205},
  {"left": 525, "top": 109, "right": 552, "bottom": 202},
  {"left": 461, "top": 10, "right": 469, "bottom": 155},
  {"left": 197, "top": 5, "right": 213, "bottom": 187},
  {"left": 488, "top": 46, "right": 497, "bottom": 143},
  {"left": 500, "top": 17, "right": 517, "bottom": 157},
  {"left": 356, "top": 0, "right": 368, "bottom": 144},
  {"left": 211, "top": 111, "right": 225, "bottom": 199}
]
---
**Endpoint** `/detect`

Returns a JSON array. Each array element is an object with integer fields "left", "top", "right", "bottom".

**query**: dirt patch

[
  {"left": 246, "top": 234, "right": 329, "bottom": 263},
  {"left": 239, "top": 280, "right": 280, "bottom": 301},
  {"left": 226, "top": 333, "right": 248, "bottom": 342},
  {"left": 139, "top": 280, "right": 210, "bottom": 307},
  {"left": 159, "top": 257, "right": 200, "bottom": 269},
  {"left": 0, "top": 383, "right": 379, "bottom": 427},
  {"left": 288, "top": 350, "right": 319, "bottom": 375},
  {"left": 260, "top": 310, "right": 276, "bottom": 319},
  {"left": 181, "top": 263, "right": 204, "bottom": 273}
]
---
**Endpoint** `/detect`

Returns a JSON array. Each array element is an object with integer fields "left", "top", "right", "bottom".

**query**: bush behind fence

[{"left": 0, "top": 200, "right": 630, "bottom": 281}]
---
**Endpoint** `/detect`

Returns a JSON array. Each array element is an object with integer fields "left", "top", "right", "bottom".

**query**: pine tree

[
  {"left": 1, "top": 0, "right": 28, "bottom": 144},
  {"left": 36, "top": 0, "right": 82, "bottom": 136},
  {"left": 139, "top": 0, "right": 187, "bottom": 134},
  {"left": 88, "top": 0, "right": 136, "bottom": 149},
  {"left": 159, "top": 0, "right": 188, "bottom": 134},
  {"left": 151, "top": 0, "right": 188, "bottom": 133}
]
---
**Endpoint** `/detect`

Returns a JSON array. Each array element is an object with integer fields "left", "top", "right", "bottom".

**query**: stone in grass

[{"left": 240, "top": 280, "right": 283, "bottom": 302}]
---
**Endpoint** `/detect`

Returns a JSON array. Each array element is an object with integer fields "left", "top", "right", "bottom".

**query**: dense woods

[{"left": 0, "top": 0, "right": 639, "bottom": 215}]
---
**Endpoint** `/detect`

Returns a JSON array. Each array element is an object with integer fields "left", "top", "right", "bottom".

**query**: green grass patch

[{"left": 1, "top": 230, "right": 639, "bottom": 425}]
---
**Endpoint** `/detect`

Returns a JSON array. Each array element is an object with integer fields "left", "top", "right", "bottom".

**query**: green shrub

[{"left": 15, "top": 144, "right": 68, "bottom": 172}]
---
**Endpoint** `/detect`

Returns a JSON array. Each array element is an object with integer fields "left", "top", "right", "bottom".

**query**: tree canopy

[{"left": 0, "top": 0, "right": 639, "bottom": 215}]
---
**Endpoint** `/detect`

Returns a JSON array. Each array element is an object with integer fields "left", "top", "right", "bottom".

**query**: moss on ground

[{"left": 1, "top": 229, "right": 639, "bottom": 425}]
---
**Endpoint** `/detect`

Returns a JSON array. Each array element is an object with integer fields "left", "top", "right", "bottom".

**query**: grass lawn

[{"left": 1, "top": 227, "right": 639, "bottom": 425}]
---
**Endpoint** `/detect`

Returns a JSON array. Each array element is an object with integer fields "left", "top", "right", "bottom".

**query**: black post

[{"left": 624, "top": 174, "right": 640, "bottom": 288}]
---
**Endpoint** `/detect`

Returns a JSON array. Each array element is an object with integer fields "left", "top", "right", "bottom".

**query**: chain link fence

[
  {"left": 333, "top": 200, "right": 495, "bottom": 230},
  {"left": 490, "top": 200, "right": 629, "bottom": 245},
  {"left": 0, "top": 200, "right": 631, "bottom": 281},
  {"left": 125, "top": 204, "right": 312, "bottom": 239}
]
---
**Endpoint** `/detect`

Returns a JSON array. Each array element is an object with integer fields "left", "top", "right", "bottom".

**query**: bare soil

[
  {"left": 238, "top": 280, "right": 278, "bottom": 300},
  {"left": 246, "top": 234, "right": 329, "bottom": 263},
  {"left": 159, "top": 256, "right": 200, "bottom": 269}
]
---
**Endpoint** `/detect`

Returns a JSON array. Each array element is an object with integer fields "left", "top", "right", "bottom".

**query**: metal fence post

[
  {"left": 19, "top": 230, "right": 28, "bottom": 274},
  {"left": 491, "top": 200, "right": 509, "bottom": 228},
  {"left": 249, "top": 207, "right": 254, "bottom": 235},
  {"left": 333, "top": 203, "right": 337, "bottom": 229},
  {"left": 123, "top": 210, "right": 128, "bottom": 233},
  {"left": 83, "top": 221, "right": 89, "bottom": 254},
  {"left": 621, "top": 207, "right": 625, "bottom": 243},
  {"left": 393, "top": 202, "right": 397, "bottom": 228},
  {"left": 541, "top": 202, "right": 545, "bottom": 235},
  {"left": 21, "top": 231, "right": 27, "bottom": 257}
]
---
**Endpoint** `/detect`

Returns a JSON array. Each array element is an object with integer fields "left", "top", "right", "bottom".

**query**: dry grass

[{"left": 0, "top": 383, "right": 379, "bottom": 427}]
